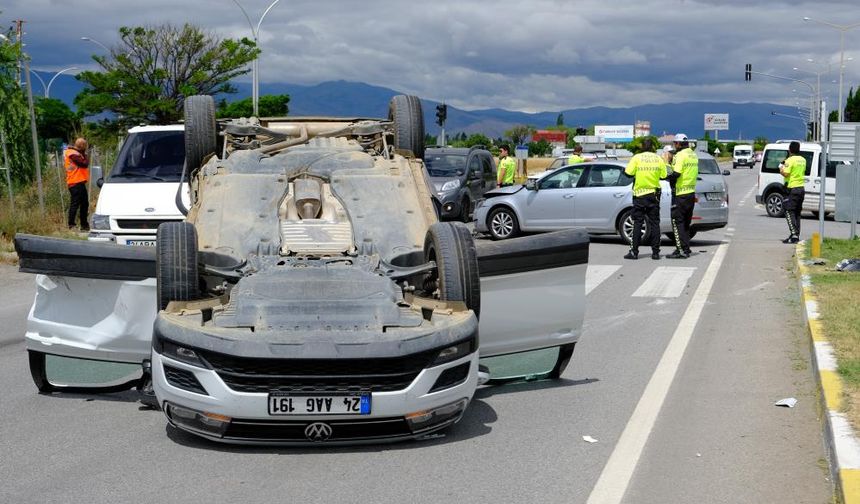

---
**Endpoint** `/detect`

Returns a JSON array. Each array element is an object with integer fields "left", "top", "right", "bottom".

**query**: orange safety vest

[{"left": 63, "top": 148, "right": 89, "bottom": 187}]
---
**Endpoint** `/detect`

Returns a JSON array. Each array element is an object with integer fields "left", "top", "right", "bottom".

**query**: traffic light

[
  {"left": 745, "top": 63, "right": 752, "bottom": 81},
  {"left": 435, "top": 104, "right": 447, "bottom": 127}
]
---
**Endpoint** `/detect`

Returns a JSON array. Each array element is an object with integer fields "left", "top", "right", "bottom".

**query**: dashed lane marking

[{"left": 586, "top": 265, "right": 622, "bottom": 295}]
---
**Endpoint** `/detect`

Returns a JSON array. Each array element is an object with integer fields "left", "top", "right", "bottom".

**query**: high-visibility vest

[
  {"left": 783, "top": 155, "right": 806, "bottom": 189},
  {"left": 625, "top": 151, "right": 666, "bottom": 197},
  {"left": 63, "top": 148, "right": 89, "bottom": 186},
  {"left": 672, "top": 148, "right": 698, "bottom": 196},
  {"left": 497, "top": 156, "right": 516, "bottom": 185}
]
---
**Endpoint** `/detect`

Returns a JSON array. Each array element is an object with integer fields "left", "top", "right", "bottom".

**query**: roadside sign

[
  {"left": 704, "top": 114, "right": 729, "bottom": 131},
  {"left": 514, "top": 146, "right": 529, "bottom": 160},
  {"left": 595, "top": 125, "right": 634, "bottom": 142},
  {"left": 829, "top": 122, "right": 860, "bottom": 162}
]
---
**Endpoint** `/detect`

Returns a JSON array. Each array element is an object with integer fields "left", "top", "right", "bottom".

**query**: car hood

[
  {"left": 482, "top": 185, "right": 524, "bottom": 198},
  {"left": 430, "top": 175, "right": 460, "bottom": 191}
]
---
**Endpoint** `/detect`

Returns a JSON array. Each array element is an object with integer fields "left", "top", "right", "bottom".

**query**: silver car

[{"left": 474, "top": 156, "right": 729, "bottom": 242}]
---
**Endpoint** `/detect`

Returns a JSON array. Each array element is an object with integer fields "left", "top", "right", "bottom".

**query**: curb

[{"left": 796, "top": 243, "right": 860, "bottom": 503}]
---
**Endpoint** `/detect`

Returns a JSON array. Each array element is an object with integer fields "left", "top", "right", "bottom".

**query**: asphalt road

[{"left": 0, "top": 163, "right": 845, "bottom": 503}]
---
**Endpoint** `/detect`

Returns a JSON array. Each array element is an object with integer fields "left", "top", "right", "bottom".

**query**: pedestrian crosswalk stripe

[
  {"left": 586, "top": 265, "right": 622, "bottom": 295},
  {"left": 632, "top": 266, "right": 697, "bottom": 298}
]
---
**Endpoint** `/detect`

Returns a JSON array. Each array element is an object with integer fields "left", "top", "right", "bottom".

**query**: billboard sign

[
  {"left": 704, "top": 113, "right": 729, "bottom": 131},
  {"left": 595, "top": 125, "right": 634, "bottom": 142}
]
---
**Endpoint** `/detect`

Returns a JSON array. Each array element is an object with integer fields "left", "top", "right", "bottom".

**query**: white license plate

[
  {"left": 127, "top": 240, "right": 156, "bottom": 247},
  {"left": 268, "top": 393, "right": 371, "bottom": 416},
  {"left": 705, "top": 192, "right": 723, "bottom": 201}
]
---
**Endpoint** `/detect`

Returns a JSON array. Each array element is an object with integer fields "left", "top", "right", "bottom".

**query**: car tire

[
  {"left": 732, "top": 163, "right": 737, "bottom": 169},
  {"left": 157, "top": 221, "right": 199, "bottom": 311},
  {"left": 424, "top": 222, "right": 481, "bottom": 317},
  {"left": 28, "top": 350, "right": 56, "bottom": 393},
  {"left": 388, "top": 95, "right": 425, "bottom": 159},
  {"left": 487, "top": 206, "right": 519, "bottom": 240},
  {"left": 764, "top": 191, "right": 786, "bottom": 218},
  {"left": 184, "top": 95, "right": 217, "bottom": 174},
  {"left": 618, "top": 209, "right": 647, "bottom": 245}
]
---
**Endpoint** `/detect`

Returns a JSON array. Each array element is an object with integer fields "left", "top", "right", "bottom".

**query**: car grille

[
  {"left": 197, "top": 349, "right": 439, "bottom": 393},
  {"left": 116, "top": 218, "right": 181, "bottom": 230},
  {"left": 224, "top": 417, "right": 414, "bottom": 442}
]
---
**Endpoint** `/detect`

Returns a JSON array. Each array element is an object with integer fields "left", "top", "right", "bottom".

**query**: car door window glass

[
  {"left": 468, "top": 156, "right": 482, "bottom": 179},
  {"left": 584, "top": 165, "right": 622, "bottom": 187},
  {"left": 761, "top": 149, "right": 815, "bottom": 175},
  {"left": 540, "top": 167, "right": 584, "bottom": 189},
  {"left": 481, "top": 156, "right": 493, "bottom": 180}
]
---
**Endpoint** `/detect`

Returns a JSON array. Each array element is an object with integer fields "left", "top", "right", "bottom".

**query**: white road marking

[
  {"left": 586, "top": 265, "right": 622, "bottom": 295},
  {"left": 631, "top": 267, "right": 696, "bottom": 298},
  {"left": 586, "top": 242, "right": 730, "bottom": 504}
]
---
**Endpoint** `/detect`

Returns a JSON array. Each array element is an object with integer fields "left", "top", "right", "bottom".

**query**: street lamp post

[
  {"left": 803, "top": 17, "right": 860, "bottom": 122},
  {"left": 29, "top": 69, "right": 46, "bottom": 96},
  {"left": 46, "top": 67, "right": 79, "bottom": 98},
  {"left": 230, "top": 0, "right": 281, "bottom": 117},
  {"left": 80, "top": 36, "right": 110, "bottom": 53}
]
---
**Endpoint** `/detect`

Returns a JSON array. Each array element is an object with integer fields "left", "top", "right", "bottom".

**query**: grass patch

[{"left": 805, "top": 238, "right": 860, "bottom": 427}]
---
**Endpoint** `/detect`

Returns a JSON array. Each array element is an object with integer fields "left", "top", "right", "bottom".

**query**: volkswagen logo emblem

[
  {"left": 144, "top": 207, "right": 155, "bottom": 213},
  {"left": 304, "top": 422, "right": 333, "bottom": 442}
]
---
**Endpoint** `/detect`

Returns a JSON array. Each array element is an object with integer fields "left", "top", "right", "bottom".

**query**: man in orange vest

[{"left": 64, "top": 137, "right": 90, "bottom": 230}]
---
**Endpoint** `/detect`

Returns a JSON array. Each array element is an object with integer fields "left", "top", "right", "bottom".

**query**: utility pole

[
  {"left": 18, "top": 20, "right": 44, "bottom": 214},
  {"left": 1, "top": 129, "right": 13, "bottom": 214}
]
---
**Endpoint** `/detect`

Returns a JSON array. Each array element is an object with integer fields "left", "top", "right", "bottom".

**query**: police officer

[
  {"left": 567, "top": 145, "right": 585, "bottom": 165},
  {"left": 497, "top": 144, "right": 516, "bottom": 187},
  {"left": 64, "top": 137, "right": 90, "bottom": 231},
  {"left": 780, "top": 141, "right": 806, "bottom": 243},
  {"left": 666, "top": 133, "right": 698, "bottom": 259},
  {"left": 624, "top": 138, "right": 667, "bottom": 260}
]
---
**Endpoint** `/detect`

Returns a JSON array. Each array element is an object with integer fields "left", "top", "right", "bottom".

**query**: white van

[
  {"left": 88, "top": 125, "right": 188, "bottom": 246},
  {"left": 732, "top": 144, "right": 755, "bottom": 169},
  {"left": 755, "top": 141, "right": 842, "bottom": 218}
]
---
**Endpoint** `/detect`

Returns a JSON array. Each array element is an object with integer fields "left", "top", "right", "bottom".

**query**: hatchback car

[{"left": 424, "top": 146, "right": 497, "bottom": 221}]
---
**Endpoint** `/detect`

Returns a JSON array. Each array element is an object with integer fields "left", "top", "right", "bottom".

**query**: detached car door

[
  {"left": 14, "top": 235, "right": 157, "bottom": 392},
  {"left": 476, "top": 228, "right": 588, "bottom": 380}
]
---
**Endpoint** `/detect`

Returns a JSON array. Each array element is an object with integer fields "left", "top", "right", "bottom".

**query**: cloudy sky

[{"left": 3, "top": 0, "right": 860, "bottom": 112}]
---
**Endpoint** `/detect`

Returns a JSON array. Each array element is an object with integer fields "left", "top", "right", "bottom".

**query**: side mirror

[
  {"left": 525, "top": 179, "right": 538, "bottom": 191},
  {"left": 96, "top": 177, "right": 105, "bottom": 188},
  {"left": 90, "top": 165, "right": 103, "bottom": 183},
  {"left": 722, "top": 170, "right": 731, "bottom": 176}
]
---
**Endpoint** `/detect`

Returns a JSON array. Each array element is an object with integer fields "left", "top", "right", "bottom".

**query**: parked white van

[
  {"left": 732, "top": 144, "right": 755, "bottom": 169},
  {"left": 755, "top": 140, "right": 842, "bottom": 218},
  {"left": 88, "top": 125, "right": 188, "bottom": 246}
]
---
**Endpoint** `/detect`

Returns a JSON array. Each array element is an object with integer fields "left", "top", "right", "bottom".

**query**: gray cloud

[{"left": 4, "top": 0, "right": 860, "bottom": 111}]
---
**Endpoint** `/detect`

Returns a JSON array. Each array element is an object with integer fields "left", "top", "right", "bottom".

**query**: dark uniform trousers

[
  {"left": 631, "top": 192, "right": 661, "bottom": 254},
  {"left": 68, "top": 182, "right": 89, "bottom": 229},
  {"left": 784, "top": 187, "right": 805, "bottom": 237},
  {"left": 671, "top": 192, "right": 695, "bottom": 254}
]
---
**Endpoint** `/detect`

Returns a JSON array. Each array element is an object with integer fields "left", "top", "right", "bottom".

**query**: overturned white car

[{"left": 16, "top": 95, "right": 589, "bottom": 445}]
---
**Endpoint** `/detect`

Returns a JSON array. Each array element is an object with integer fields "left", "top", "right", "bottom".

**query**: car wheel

[
  {"left": 28, "top": 350, "right": 56, "bottom": 393},
  {"left": 765, "top": 191, "right": 786, "bottom": 218},
  {"left": 618, "top": 209, "right": 647, "bottom": 245},
  {"left": 157, "top": 221, "right": 199, "bottom": 311},
  {"left": 487, "top": 206, "right": 519, "bottom": 240},
  {"left": 183, "top": 95, "right": 217, "bottom": 174},
  {"left": 424, "top": 222, "right": 481, "bottom": 317},
  {"left": 732, "top": 163, "right": 737, "bottom": 169},
  {"left": 388, "top": 95, "right": 425, "bottom": 159}
]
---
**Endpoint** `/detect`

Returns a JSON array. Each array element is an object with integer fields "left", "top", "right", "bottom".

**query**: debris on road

[
  {"left": 775, "top": 397, "right": 798, "bottom": 408},
  {"left": 835, "top": 259, "right": 860, "bottom": 272},
  {"left": 582, "top": 436, "right": 598, "bottom": 443}
]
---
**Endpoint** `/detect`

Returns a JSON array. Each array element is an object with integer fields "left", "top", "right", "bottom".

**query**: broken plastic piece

[
  {"left": 582, "top": 435, "right": 598, "bottom": 443},
  {"left": 774, "top": 397, "right": 797, "bottom": 408}
]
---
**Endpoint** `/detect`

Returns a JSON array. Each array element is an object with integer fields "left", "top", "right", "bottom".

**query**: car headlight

[
  {"left": 432, "top": 338, "right": 477, "bottom": 366},
  {"left": 91, "top": 213, "right": 111, "bottom": 230},
  {"left": 440, "top": 180, "right": 460, "bottom": 192},
  {"left": 158, "top": 339, "right": 208, "bottom": 368}
]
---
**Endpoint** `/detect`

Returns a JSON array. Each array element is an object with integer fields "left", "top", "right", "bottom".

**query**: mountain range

[{"left": 39, "top": 73, "right": 805, "bottom": 141}]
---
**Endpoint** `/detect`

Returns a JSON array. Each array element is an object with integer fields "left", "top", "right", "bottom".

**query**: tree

[
  {"left": 35, "top": 97, "right": 80, "bottom": 142},
  {"left": 556, "top": 113, "right": 564, "bottom": 126},
  {"left": 527, "top": 139, "right": 552, "bottom": 157},
  {"left": 462, "top": 133, "right": 492, "bottom": 148},
  {"left": 75, "top": 24, "right": 259, "bottom": 127},
  {"left": 845, "top": 86, "right": 860, "bottom": 122},
  {"left": 0, "top": 26, "right": 36, "bottom": 185},
  {"left": 504, "top": 125, "right": 534, "bottom": 146},
  {"left": 626, "top": 135, "right": 661, "bottom": 154},
  {"left": 753, "top": 136, "right": 768, "bottom": 151},
  {"left": 218, "top": 94, "right": 290, "bottom": 118}
]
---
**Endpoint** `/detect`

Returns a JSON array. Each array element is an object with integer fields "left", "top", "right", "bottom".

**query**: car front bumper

[{"left": 152, "top": 349, "right": 477, "bottom": 445}]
